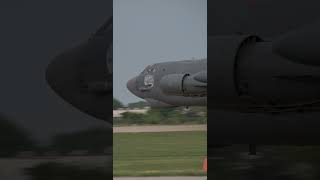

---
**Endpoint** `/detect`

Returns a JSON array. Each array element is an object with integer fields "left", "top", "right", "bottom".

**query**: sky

[
  {"left": 114, "top": 0, "right": 207, "bottom": 105},
  {"left": 0, "top": 0, "right": 112, "bottom": 143}
]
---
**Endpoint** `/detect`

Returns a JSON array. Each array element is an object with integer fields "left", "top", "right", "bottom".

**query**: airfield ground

[
  {"left": 113, "top": 125, "right": 206, "bottom": 133},
  {"left": 113, "top": 177, "right": 207, "bottom": 180},
  {"left": 113, "top": 131, "right": 207, "bottom": 177},
  {"left": 0, "top": 156, "right": 111, "bottom": 180},
  {"left": 113, "top": 125, "right": 320, "bottom": 179}
]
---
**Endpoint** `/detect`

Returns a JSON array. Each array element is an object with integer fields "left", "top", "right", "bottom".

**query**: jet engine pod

[
  {"left": 273, "top": 20, "right": 320, "bottom": 66},
  {"left": 159, "top": 74, "right": 186, "bottom": 95},
  {"left": 160, "top": 73, "right": 206, "bottom": 96},
  {"left": 193, "top": 71, "right": 207, "bottom": 83},
  {"left": 46, "top": 18, "right": 112, "bottom": 122}
]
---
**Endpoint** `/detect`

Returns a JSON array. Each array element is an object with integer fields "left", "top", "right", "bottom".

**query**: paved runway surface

[
  {"left": 113, "top": 125, "right": 207, "bottom": 133},
  {"left": 0, "top": 156, "right": 111, "bottom": 180},
  {"left": 114, "top": 177, "right": 207, "bottom": 180}
]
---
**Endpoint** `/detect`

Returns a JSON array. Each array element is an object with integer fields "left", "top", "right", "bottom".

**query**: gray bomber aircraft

[
  {"left": 127, "top": 59, "right": 207, "bottom": 107},
  {"left": 45, "top": 1, "right": 320, "bottom": 154},
  {"left": 126, "top": 1, "right": 320, "bottom": 154},
  {"left": 207, "top": 1, "right": 320, "bottom": 151}
]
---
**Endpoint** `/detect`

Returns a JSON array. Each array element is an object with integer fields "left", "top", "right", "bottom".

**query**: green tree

[
  {"left": 127, "top": 101, "right": 148, "bottom": 109},
  {"left": 115, "top": 107, "right": 207, "bottom": 125},
  {"left": 0, "top": 114, "right": 35, "bottom": 157},
  {"left": 113, "top": 98, "right": 124, "bottom": 110}
]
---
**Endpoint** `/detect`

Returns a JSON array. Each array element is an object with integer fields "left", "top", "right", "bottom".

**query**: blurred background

[{"left": 0, "top": 1, "right": 112, "bottom": 179}]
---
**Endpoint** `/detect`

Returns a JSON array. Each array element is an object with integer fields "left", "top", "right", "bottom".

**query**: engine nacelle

[
  {"left": 159, "top": 73, "right": 206, "bottom": 97},
  {"left": 208, "top": 34, "right": 320, "bottom": 110}
]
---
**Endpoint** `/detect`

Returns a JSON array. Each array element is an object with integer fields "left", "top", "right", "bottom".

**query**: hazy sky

[{"left": 114, "top": 0, "right": 207, "bottom": 104}]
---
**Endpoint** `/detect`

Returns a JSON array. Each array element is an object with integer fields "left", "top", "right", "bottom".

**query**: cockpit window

[
  {"left": 148, "top": 67, "right": 156, "bottom": 73},
  {"left": 142, "top": 65, "right": 156, "bottom": 75}
]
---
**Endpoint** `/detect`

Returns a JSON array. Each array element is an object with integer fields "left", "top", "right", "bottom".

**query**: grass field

[{"left": 113, "top": 131, "right": 207, "bottom": 177}]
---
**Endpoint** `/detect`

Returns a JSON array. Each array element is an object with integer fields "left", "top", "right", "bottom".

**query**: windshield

[{"left": 141, "top": 65, "right": 156, "bottom": 75}]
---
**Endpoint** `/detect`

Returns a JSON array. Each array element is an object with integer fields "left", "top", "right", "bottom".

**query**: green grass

[{"left": 113, "top": 131, "right": 207, "bottom": 177}]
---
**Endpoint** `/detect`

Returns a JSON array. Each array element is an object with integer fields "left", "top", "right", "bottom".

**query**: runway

[
  {"left": 114, "top": 177, "right": 207, "bottom": 180},
  {"left": 0, "top": 156, "right": 111, "bottom": 180},
  {"left": 113, "top": 125, "right": 207, "bottom": 133}
]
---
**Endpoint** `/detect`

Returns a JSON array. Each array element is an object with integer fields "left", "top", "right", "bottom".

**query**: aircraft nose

[
  {"left": 46, "top": 51, "right": 74, "bottom": 96},
  {"left": 46, "top": 41, "right": 113, "bottom": 122},
  {"left": 127, "top": 77, "right": 138, "bottom": 96}
]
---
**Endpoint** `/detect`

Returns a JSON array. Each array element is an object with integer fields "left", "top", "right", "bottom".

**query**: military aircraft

[
  {"left": 126, "top": 1, "right": 320, "bottom": 154},
  {"left": 127, "top": 59, "right": 207, "bottom": 107},
  {"left": 45, "top": 0, "right": 320, "bottom": 154},
  {"left": 207, "top": 1, "right": 320, "bottom": 151}
]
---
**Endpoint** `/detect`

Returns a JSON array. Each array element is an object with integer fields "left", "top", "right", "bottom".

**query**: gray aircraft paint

[
  {"left": 127, "top": 59, "right": 207, "bottom": 107},
  {"left": 113, "top": 0, "right": 207, "bottom": 104},
  {"left": 127, "top": 1, "right": 320, "bottom": 147}
]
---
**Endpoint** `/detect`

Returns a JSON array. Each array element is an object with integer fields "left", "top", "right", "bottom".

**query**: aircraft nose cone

[
  {"left": 46, "top": 51, "right": 74, "bottom": 96},
  {"left": 127, "top": 77, "right": 138, "bottom": 96},
  {"left": 46, "top": 42, "right": 113, "bottom": 122}
]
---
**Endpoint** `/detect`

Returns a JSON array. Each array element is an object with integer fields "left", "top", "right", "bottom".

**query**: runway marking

[
  {"left": 113, "top": 125, "right": 207, "bottom": 133},
  {"left": 113, "top": 177, "right": 207, "bottom": 180}
]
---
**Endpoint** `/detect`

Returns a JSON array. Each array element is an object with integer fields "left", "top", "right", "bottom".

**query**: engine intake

[{"left": 160, "top": 73, "right": 207, "bottom": 96}]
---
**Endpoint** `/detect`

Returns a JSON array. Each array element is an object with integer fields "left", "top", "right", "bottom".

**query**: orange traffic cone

[{"left": 203, "top": 157, "right": 207, "bottom": 172}]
